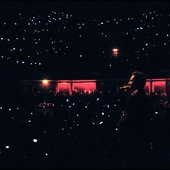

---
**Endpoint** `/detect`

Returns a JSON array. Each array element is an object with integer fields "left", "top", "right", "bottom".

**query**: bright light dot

[
  {"left": 45, "top": 153, "right": 48, "bottom": 156},
  {"left": 102, "top": 112, "right": 105, "bottom": 115},
  {"left": 114, "top": 104, "right": 117, "bottom": 107},
  {"left": 80, "top": 54, "right": 83, "bottom": 58},
  {"left": 96, "top": 98, "right": 99, "bottom": 101},
  {"left": 9, "top": 108, "right": 11, "bottom": 111},
  {"left": 99, "top": 121, "right": 103, "bottom": 125},
  {"left": 5, "top": 146, "right": 9, "bottom": 149},
  {"left": 28, "top": 120, "right": 31, "bottom": 123},
  {"left": 42, "top": 79, "right": 49, "bottom": 86},
  {"left": 155, "top": 112, "right": 158, "bottom": 114},
  {"left": 1, "top": 38, "right": 3, "bottom": 40},
  {"left": 112, "top": 48, "right": 119, "bottom": 52},
  {"left": 85, "top": 106, "right": 87, "bottom": 108},
  {"left": 116, "top": 128, "right": 119, "bottom": 131},
  {"left": 66, "top": 99, "right": 69, "bottom": 102},
  {"left": 107, "top": 105, "right": 110, "bottom": 108},
  {"left": 33, "top": 139, "right": 38, "bottom": 143}
]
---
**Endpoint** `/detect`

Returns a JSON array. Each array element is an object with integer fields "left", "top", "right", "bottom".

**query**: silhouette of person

[{"left": 119, "top": 71, "right": 154, "bottom": 168}]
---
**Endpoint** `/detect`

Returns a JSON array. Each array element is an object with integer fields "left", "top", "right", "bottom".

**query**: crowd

[
  {"left": 0, "top": 89, "right": 170, "bottom": 168},
  {"left": 0, "top": 8, "right": 170, "bottom": 74}
]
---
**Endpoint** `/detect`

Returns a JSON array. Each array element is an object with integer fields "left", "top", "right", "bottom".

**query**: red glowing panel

[
  {"left": 152, "top": 81, "right": 166, "bottom": 94},
  {"left": 72, "top": 83, "right": 96, "bottom": 93},
  {"left": 145, "top": 81, "right": 151, "bottom": 94},
  {"left": 57, "top": 82, "right": 71, "bottom": 95}
]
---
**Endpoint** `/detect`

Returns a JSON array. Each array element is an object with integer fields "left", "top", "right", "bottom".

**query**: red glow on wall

[
  {"left": 57, "top": 82, "right": 71, "bottom": 95},
  {"left": 145, "top": 81, "right": 151, "bottom": 94},
  {"left": 152, "top": 81, "right": 166, "bottom": 94},
  {"left": 72, "top": 82, "right": 96, "bottom": 93}
]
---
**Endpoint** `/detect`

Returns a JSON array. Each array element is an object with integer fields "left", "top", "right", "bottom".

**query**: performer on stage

[{"left": 118, "top": 71, "right": 154, "bottom": 168}]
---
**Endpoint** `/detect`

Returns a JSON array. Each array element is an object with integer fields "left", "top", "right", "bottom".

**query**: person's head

[{"left": 128, "top": 71, "right": 146, "bottom": 90}]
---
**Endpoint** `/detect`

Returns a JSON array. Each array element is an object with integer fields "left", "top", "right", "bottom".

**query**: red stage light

[
  {"left": 57, "top": 82, "right": 71, "bottom": 95},
  {"left": 72, "top": 82, "right": 96, "bottom": 93},
  {"left": 152, "top": 81, "right": 166, "bottom": 94}
]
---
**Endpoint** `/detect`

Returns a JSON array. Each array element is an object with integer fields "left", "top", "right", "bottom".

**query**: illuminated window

[
  {"left": 72, "top": 82, "right": 96, "bottom": 94},
  {"left": 56, "top": 80, "right": 96, "bottom": 95},
  {"left": 57, "top": 82, "right": 71, "bottom": 95},
  {"left": 152, "top": 81, "right": 166, "bottom": 94}
]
